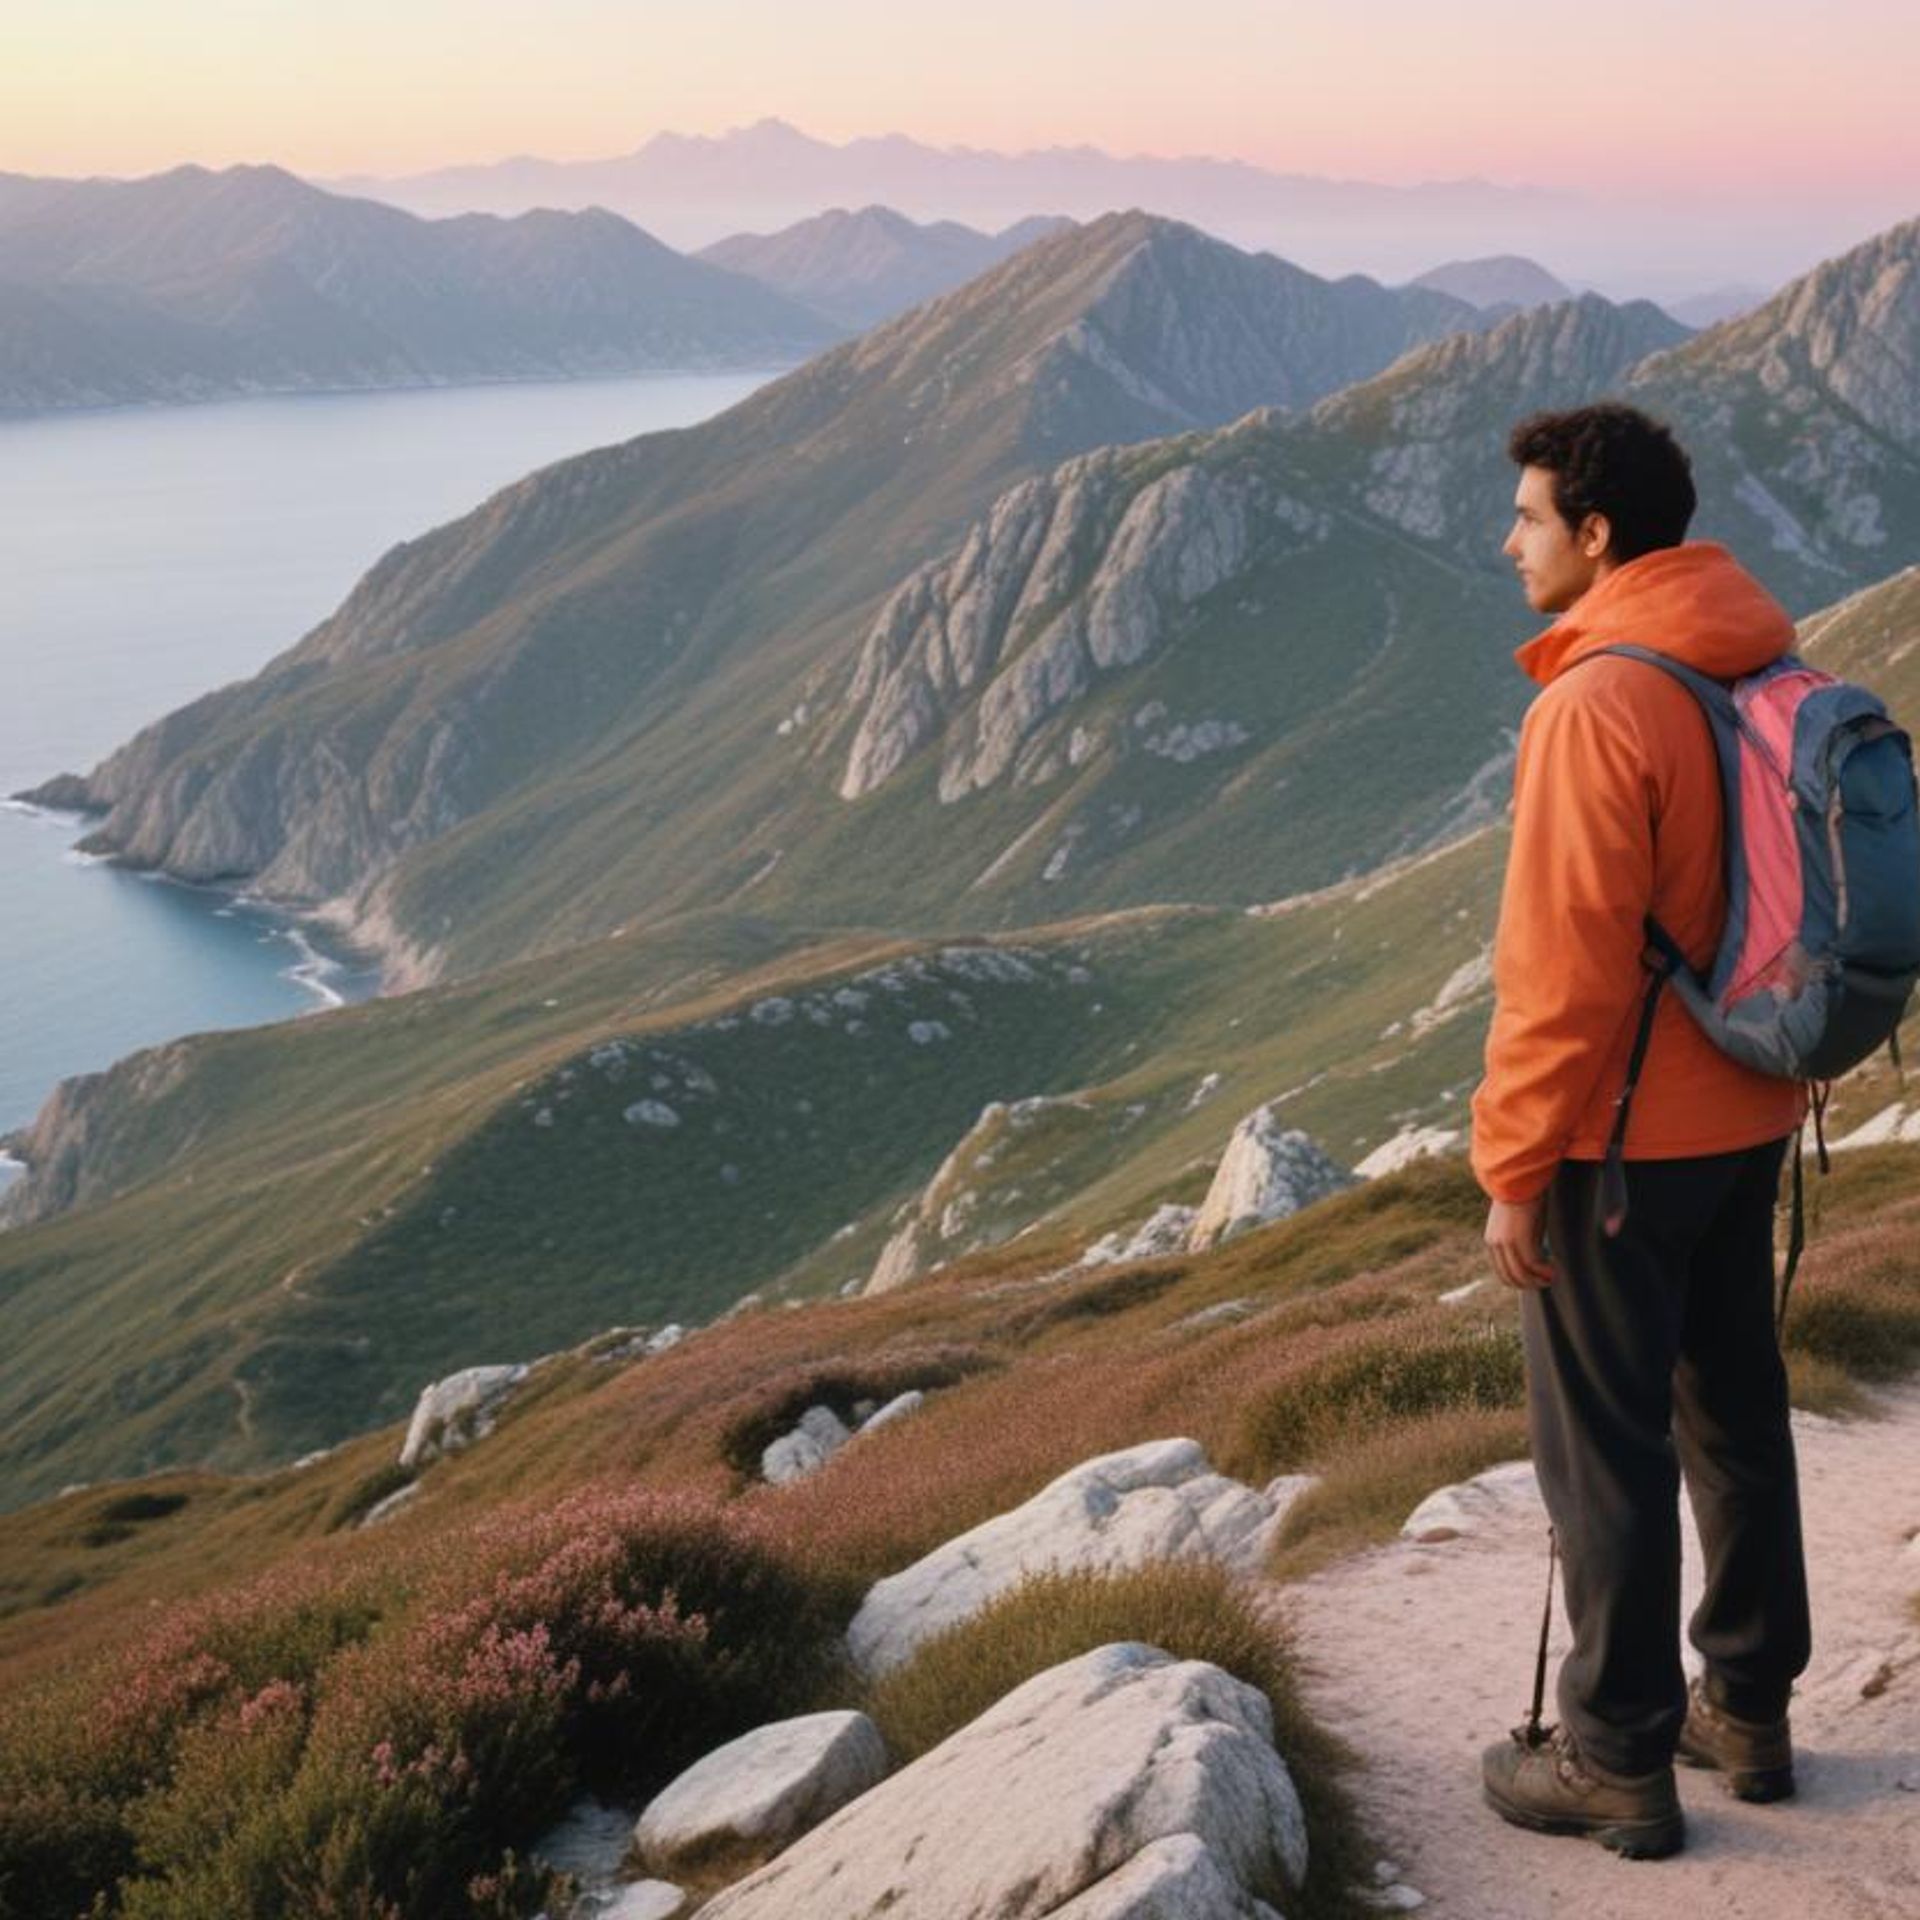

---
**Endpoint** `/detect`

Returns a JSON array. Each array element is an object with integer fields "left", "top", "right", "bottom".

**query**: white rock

[
  {"left": 622, "top": 1100, "right": 680, "bottom": 1128},
  {"left": 358, "top": 1481, "right": 423, "bottom": 1528},
  {"left": 1187, "top": 1110, "right": 1356, "bottom": 1250},
  {"left": 1174, "top": 1297, "right": 1262, "bottom": 1331},
  {"left": 1402, "top": 1460, "right": 1540, "bottom": 1543},
  {"left": 600, "top": 1880, "right": 689, "bottom": 1919},
  {"left": 1081, "top": 1202, "right": 1200, "bottom": 1267},
  {"left": 762, "top": 1405, "right": 853, "bottom": 1484},
  {"left": 1829, "top": 1101, "right": 1920, "bottom": 1150},
  {"left": 398, "top": 1363, "right": 530, "bottom": 1470},
  {"left": 856, "top": 1389, "right": 925, "bottom": 1433},
  {"left": 691, "top": 1644, "right": 1307, "bottom": 1919},
  {"left": 1355, "top": 1125, "right": 1462, "bottom": 1179},
  {"left": 634, "top": 1709, "right": 887, "bottom": 1878},
  {"left": 846, "top": 1438, "right": 1312, "bottom": 1675}
]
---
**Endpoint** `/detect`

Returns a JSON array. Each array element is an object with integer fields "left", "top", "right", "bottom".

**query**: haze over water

[{"left": 0, "top": 369, "right": 770, "bottom": 1142}]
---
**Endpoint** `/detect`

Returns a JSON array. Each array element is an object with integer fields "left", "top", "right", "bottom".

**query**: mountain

[
  {"left": 328, "top": 116, "right": 1584, "bottom": 281},
  {"left": 1405, "top": 254, "right": 1572, "bottom": 311},
  {"left": 16, "top": 213, "right": 1495, "bottom": 981},
  {"left": 698, "top": 204, "right": 1075, "bottom": 329},
  {"left": 1621, "top": 214, "right": 1920, "bottom": 608},
  {"left": 0, "top": 163, "right": 843, "bottom": 414}
]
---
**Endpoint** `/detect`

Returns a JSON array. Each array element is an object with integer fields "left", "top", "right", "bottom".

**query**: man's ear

[{"left": 1578, "top": 511, "right": 1613, "bottom": 561}]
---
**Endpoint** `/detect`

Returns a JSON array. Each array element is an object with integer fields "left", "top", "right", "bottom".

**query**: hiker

[{"left": 1471, "top": 402, "right": 1811, "bottom": 1859}]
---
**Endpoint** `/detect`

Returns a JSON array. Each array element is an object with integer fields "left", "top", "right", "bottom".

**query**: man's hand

[{"left": 1485, "top": 1195, "right": 1557, "bottom": 1290}]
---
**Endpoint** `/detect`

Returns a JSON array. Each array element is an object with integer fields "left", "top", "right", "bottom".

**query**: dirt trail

[{"left": 1272, "top": 1383, "right": 1920, "bottom": 1917}]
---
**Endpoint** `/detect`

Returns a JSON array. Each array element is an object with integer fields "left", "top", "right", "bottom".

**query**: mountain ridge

[{"left": 0, "top": 162, "right": 844, "bottom": 414}]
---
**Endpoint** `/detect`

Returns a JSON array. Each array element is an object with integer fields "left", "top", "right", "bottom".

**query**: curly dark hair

[{"left": 1506, "top": 402, "right": 1697, "bottom": 562}]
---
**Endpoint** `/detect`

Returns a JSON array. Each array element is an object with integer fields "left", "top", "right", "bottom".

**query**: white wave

[{"left": 279, "top": 927, "right": 348, "bottom": 1009}]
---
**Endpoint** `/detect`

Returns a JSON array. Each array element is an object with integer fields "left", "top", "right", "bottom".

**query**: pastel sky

[{"left": 9, "top": 0, "right": 1916, "bottom": 210}]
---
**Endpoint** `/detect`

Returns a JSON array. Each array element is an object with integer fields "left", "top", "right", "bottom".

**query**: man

[{"left": 1471, "top": 402, "right": 1811, "bottom": 1859}]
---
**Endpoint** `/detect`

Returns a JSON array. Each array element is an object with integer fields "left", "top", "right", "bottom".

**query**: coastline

[{"left": 4, "top": 796, "right": 395, "bottom": 1013}]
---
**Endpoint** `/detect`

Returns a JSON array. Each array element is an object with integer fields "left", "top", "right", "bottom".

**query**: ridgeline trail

[{"left": 1270, "top": 1382, "right": 1920, "bottom": 1917}]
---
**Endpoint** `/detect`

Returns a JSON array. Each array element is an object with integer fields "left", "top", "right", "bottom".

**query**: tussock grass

[
  {"left": 1233, "top": 1312, "right": 1526, "bottom": 1476},
  {"left": 1267, "top": 1405, "right": 1532, "bottom": 1581},
  {"left": 1780, "top": 1243, "right": 1920, "bottom": 1383},
  {"left": 860, "top": 1560, "right": 1375, "bottom": 1920}
]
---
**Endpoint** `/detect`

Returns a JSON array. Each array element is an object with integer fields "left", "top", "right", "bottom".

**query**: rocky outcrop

[
  {"left": 839, "top": 447, "right": 1329, "bottom": 803},
  {"left": 634, "top": 1709, "right": 889, "bottom": 1878},
  {"left": 845, "top": 1437, "right": 1315, "bottom": 1676},
  {"left": 397, "top": 1362, "right": 530, "bottom": 1470},
  {"left": 862, "top": 1088, "right": 1097, "bottom": 1294},
  {"left": 692, "top": 1642, "right": 1308, "bottom": 1919},
  {"left": 1186, "top": 1110, "right": 1357, "bottom": 1250},
  {"left": 0, "top": 1038, "right": 196, "bottom": 1229},
  {"left": 1078, "top": 1202, "right": 1201, "bottom": 1267}
]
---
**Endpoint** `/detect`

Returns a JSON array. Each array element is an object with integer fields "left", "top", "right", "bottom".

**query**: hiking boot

[
  {"left": 1675, "top": 1673, "right": 1795, "bottom": 1802},
  {"left": 1481, "top": 1724, "right": 1685, "bottom": 1859}
]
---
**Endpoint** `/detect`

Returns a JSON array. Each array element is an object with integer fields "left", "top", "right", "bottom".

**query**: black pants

[{"left": 1522, "top": 1134, "right": 1812, "bottom": 1777}]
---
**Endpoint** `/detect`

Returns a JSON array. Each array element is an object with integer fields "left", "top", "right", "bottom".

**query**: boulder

[
  {"left": 634, "top": 1709, "right": 887, "bottom": 1877},
  {"left": 761, "top": 1404, "right": 852, "bottom": 1484},
  {"left": 397, "top": 1362, "right": 529, "bottom": 1470},
  {"left": 1401, "top": 1460, "right": 1539, "bottom": 1543},
  {"left": 846, "top": 1437, "right": 1315, "bottom": 1675},
  {"left": 692, "top": 1644, "right": 1306, "bottom": 1919},
  {"left": 1187, "top": 1110, "right": 1356, "bottom": 1250}
]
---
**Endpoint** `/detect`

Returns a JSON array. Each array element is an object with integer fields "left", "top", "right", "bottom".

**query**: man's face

[{"left": 1501, "top": 464, "right": 1611, "bottom": 613}]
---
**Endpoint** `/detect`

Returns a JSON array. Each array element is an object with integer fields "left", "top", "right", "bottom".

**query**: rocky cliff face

[
  {"left": 1308, "top": 293, "right": 1693, "bottom": 552},
  {"left": 1624, "top": 215, "right": 1920, "bottom": 593},
  {"left": 0, "top": 1040, "right": 195, "bottom": 1228},
  {"left": 839, "top": 432, "right": 1329, "bottom": 802}
]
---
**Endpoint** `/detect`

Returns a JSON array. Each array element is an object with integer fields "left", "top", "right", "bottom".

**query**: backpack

[{"left": 1593, "top": 644, "right": 1920, "bottom": 1322}]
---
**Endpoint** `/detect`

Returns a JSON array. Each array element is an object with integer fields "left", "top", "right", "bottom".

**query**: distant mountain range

[
  {"left": 0, "top": 163, "right": 842, "bottom": 414},
  {"left": 329, "top": 116, "right": 1584, "bottom": 281},
  {"left": 323, "top": 116, "right": 1907, "bottom": 297},
  {"left": 699, "top": 205, "right": 1074, "bottom": 329}
]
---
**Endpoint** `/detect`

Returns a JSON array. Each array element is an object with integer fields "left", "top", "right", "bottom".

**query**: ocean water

[{"left": 0, "top": 369, "right": 773, "bottom": 1151}]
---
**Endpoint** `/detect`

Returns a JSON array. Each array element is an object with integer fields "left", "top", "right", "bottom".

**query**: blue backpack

[{"left": 1594, "top": 645, "right": 1920, "bottom": 1319}]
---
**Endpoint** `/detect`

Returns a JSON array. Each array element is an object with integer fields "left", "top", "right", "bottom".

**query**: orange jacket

[{"left": 1470, "top": 541, "right": 1809, "bottom": 1204}]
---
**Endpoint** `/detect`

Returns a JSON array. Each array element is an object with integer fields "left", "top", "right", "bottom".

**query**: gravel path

[{"left": 1273, "top": 1383, "right": 1920, "bottom": 1917}]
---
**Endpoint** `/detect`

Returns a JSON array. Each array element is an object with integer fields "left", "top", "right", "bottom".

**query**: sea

[{"left": 0, "top": 368, "right": 773, "bottom": 1166}]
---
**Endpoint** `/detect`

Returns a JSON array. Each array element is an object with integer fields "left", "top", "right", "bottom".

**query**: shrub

[
  {"left": 1237, "top": 1316, "right": 1526, "bottom": 1473},
  {"left": 0, "top": 1486, "right": 843, "bottom": 1920}
]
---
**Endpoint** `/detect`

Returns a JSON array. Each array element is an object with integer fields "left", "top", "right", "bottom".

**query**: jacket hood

[{"left": 1513, "top": 540, "right": 1796, "bottom": 688}]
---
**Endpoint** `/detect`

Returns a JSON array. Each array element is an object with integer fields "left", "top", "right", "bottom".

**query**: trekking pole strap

[
  {"left": 1601, "top": 923, "right": 1679, "bottom": 1238},
  {"left": 1778, "top": 1120, "right": 1806, "bottom": 1339}
]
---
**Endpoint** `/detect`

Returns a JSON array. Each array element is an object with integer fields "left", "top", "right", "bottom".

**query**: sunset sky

[{"left": 10, "top": 0, "right": 1916, "bottom": 215}]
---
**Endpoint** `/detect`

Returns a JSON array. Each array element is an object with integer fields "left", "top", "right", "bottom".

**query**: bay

[{"left": 0, "top": 369, "right": 774, "bottom": 1147}]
